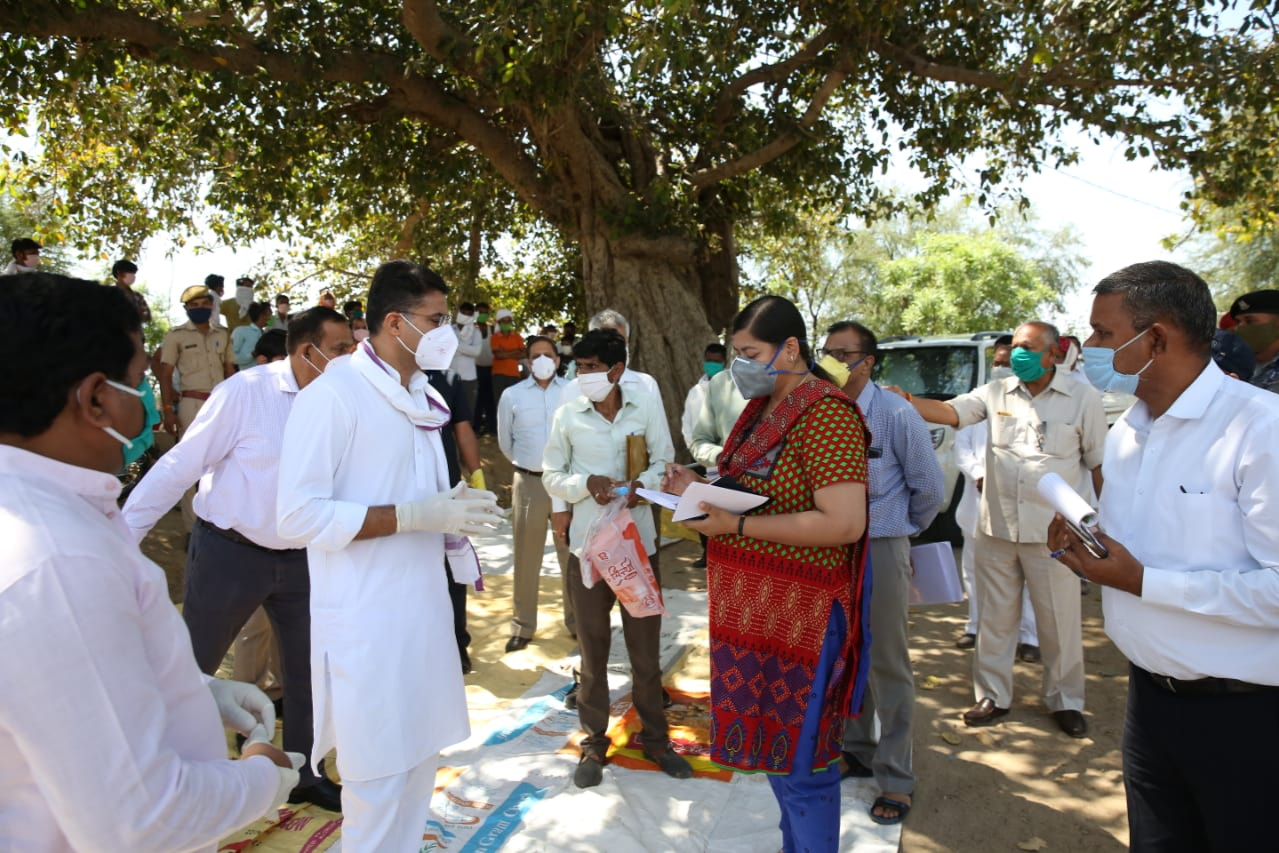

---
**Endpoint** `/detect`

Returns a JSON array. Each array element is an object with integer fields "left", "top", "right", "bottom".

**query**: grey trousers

[
  {"left": 973, "top": 530, "right": 1085, "bottom": 712},
  {"left": 842, "top": 536, "right": 915, "bottom": 793},
  {"left": 510, "top": 470, "right": 571, "bottom": 639},
  {"left": 183, "top": 520, "right": 319, "bottom": 785}
]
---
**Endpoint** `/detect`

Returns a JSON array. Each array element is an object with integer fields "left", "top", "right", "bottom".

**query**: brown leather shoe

[
  {"left": 963, "top": 698, "right": 1010, "bottom": 726},
  {"left": 1053, "top": 710, "right": 1088, "bottom": 738}
]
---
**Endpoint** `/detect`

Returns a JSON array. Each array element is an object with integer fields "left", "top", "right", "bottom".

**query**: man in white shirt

[
  {"left": 897, "top": 321, "right": 1107, "bottom": 738},
  {"left": 543, "top": 328, "right": 691, "bottom": 790},
  {"left": 680, "top": 342, "right": 727, "bottom": 449},
  {"left": 498, "top": 334, "right": 572, "bottom": 652},
  {"left": 1051, "top": 261, "right": 1279, "bottom": 852},
  {"left": 276, "top": 260, "right": 503, "bottom": 851},
  {"left": 450, "top": 300, "right": 483, "bottom": 417},
  {"left": 124, "top": 306, "right": 354, "bottom": 813},
  {"left": 0, "top": 273, "right": 300, "bottom": 851},
  {"left": 558, "top": 308, "right": 663, "bottom": 408}
]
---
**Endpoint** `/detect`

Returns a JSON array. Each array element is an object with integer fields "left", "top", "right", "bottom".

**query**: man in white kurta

[
  {"left": 276, "top": 261, "right": 502, "bottom": 852},
  {"left": 0, "top": 274, "right": 298, "bottom": 852}
]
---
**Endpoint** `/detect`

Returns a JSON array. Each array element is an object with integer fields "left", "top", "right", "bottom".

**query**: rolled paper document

[
  {"left": 1037, "top": 472, "right": 1108, "bottom": 560},
  {"left": 1036, "top": 472, "right": 1097, "bottom": 527}
]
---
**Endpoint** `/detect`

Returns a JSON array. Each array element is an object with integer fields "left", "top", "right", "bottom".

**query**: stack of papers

[{"left": 635, "top": 483, "right": 769, "bottom": 522}]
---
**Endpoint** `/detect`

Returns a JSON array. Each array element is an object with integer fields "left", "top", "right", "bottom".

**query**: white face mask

[
  {"left": 456, "top": 313, "right": 476, "bottom": 326},
  {"left": 302, "top": 343, "right": 331, "bottom": 375},
  {"left": 578, "top": 370, "right": 615, "bottom": 402},
  {"left": 399, "top": 315, "right": 459, "bottom": 371},
  {"left": 531, "top": 354, "right": 557, "bottom": 381},
  {"left": 990, "top": 365, "right": 1013, "bottom": 381}
]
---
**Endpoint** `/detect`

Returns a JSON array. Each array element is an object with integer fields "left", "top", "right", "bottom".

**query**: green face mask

[
  {"left": 476, "top": 312, "right": 489, "bottom": 323},
  {"left": 499, "top": 322, "right": 513, "bottom": 332},
  {"left": 1010, "top": 346, "right": 1049, "bottom": 383},
  {"left": 1234, "top": 321, "right": 1279, "bottom": 356}
]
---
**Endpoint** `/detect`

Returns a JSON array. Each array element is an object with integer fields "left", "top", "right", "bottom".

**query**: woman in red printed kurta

[{"left": 673, "top": 296, "right": 870, "bottom": 853}]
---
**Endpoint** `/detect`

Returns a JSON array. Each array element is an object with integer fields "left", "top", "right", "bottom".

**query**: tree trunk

[{"left": 578, "top": 226, "right": 721, "bottom": 457}]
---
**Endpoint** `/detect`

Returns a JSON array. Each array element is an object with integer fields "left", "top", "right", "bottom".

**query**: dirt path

[{"left": 144, "top": 434, "right": 1132, "bottom": 852}]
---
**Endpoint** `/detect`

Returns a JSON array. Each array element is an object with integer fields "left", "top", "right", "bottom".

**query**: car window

[{"left": 875, "top": 346, "right": 978, "bottom": 399}]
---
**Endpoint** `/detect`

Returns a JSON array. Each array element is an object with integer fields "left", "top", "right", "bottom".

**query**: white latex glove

[
  {"left": 208, "top": 679, "right": 276, "bottom": 736},
  {"left": 396, "top": 482, "right": 506, "bottom": 535},
  {"left": 264, "top": 751, "right": 306, "bottom": 812}
]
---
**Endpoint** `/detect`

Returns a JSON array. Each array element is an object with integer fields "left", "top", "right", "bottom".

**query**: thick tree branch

[
  {"left": 871, "top": 36, "right": 1169, "bottom": 94},
  {"left": 0, "top": 1, "right": 563, "bottom": 221},
  {"left": 710, "top": 29, "right": 838, "bottom": 127},
  {"left": 689, "top": 64, "right": 849, "bottom": 192}
]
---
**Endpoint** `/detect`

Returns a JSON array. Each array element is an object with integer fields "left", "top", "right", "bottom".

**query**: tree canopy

[
  {"left": 742, "top": 199, "right": 1081, "bottom": 336},
  {"left": 1, "top": 0, "right": 1277, "bottom": 398}
]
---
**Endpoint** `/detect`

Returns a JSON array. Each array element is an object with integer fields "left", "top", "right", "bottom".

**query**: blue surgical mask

[{"left": 1082, "top": 329, "right": 1150, "bottom": 393}]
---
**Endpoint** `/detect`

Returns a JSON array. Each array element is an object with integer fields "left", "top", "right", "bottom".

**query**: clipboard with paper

[{"left": 636, "top": 476, "right": 770, "bottom": 522}]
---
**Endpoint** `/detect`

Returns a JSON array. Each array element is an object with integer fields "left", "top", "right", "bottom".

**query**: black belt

[
  {"left": 198, "top": 518, "right": 305, "bottom": 553},
  {"left": 514, "top": 466, "right": 542, "bottom": 477},
  {"left": 1137, "top": 665, "right": 1277, "bottom": 696}
]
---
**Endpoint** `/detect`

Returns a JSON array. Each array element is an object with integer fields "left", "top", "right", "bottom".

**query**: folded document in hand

[{"left": 635, "top": 481, "right": 769, "bottom": 522}]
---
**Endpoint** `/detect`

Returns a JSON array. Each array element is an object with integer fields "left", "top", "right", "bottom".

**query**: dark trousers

[
  {"left": 444, "top": 559, "right": 471, "bottom": 653},
  {"left": 1124, "top": 664, "right": 1279, "bottom": 852},
  {"left": 474, "top": 365, "right": 496, "bottom": 433},
  {"left": 492, "top": 373, "right": 520, "bottom": 401},
  {"left": 568, "top": 553, "right": 667, "bottom": 756},
  {"left": 183, "top": 520, "right": 319, "bottom": 785}
]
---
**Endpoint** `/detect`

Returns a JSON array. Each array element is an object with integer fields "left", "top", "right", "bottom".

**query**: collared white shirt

[
  {"left": 497, "top": 375, "right": 567, "bottom": 472},
  {"left": 1100, "top": 363, "right": 1279, "bottom": 685},
  {"left": 681, "top": 375, "right": 711, "bottom": 449},
  {"left": 450, "top": 322, "right": 482, "bottom": 381},
  {"left": 0, "top": 447, "right": 278, "bottom": 851},
  {"left": 543, "top": 386, "right": 674, "bottom": 558},
  {"left": 954, "top": 421, "right": 988, "bottom": 534},
  {"left": 950, "top": 370, "right": 1107, "bottom": 543},
  {"left": 124, "top": 359, "right": 302, "bottom": 550}
]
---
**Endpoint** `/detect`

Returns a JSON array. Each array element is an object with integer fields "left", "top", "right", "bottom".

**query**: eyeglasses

[
  {"left": 819, "top": 348, "right": 866, "bottom": 363},
  {"left": 400, "top": 311, "right": 450, "bottom": 330}
]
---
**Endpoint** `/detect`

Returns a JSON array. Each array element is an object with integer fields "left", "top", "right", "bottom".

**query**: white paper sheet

[
  {"left": 1036, "top": 472, "right": 1097, "bottom": 527},
  {"left": 635, "top": 482, "right": 769, "bottom": 522},
  {"left": 909, "top": 542, "right": 964, "bottom": 605}
]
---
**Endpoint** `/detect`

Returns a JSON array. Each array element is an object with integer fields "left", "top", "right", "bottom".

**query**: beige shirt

[
  {"left": 950, "top": 369, "right": 1106, "bottom": 543},
  {"left": 160, "top": 322, "right": 231, "bottom": 393}
]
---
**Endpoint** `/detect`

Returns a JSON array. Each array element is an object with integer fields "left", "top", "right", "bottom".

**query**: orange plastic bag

[{"left": 582, "top": 499, "right": 666, "bottom": 618}]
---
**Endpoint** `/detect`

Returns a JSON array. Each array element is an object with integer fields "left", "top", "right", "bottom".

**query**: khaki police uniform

[{"left": 160, "top": 321, "right": 231, "bottom": 530}]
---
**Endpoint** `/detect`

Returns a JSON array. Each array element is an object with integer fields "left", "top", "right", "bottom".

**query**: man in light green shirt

[{"left": 688, "top": 367, "right": 748, "bottom": 471}]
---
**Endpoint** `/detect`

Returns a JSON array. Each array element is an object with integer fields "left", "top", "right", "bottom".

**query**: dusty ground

[{"left": 143, "top": 435, "right": 1132, "bottom": 852}]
